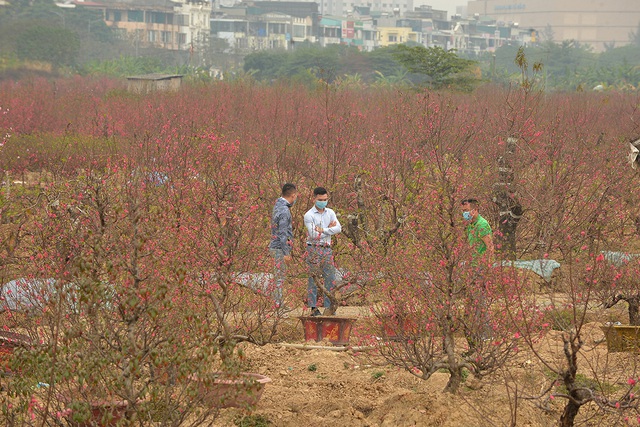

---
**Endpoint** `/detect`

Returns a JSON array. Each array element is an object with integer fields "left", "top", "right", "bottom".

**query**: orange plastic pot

[{"left": 299, "top": 316, "right": 356, "bottom": 346}]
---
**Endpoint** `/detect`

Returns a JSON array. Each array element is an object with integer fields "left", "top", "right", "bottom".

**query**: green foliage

[
  {"left": 392, "top": 45, "right": 481, "bottom": 91},
  {"left": 234, "top": 414, "right": 273, "bottom": 427},
  {"left": 629, "top": 22, "right": 640, "bottom": 46},
  {"left": 243, "top": 44, "right": 407, "bottom": 87},
  {"left": 544, "top": 307, "right": 586, "bottom": 331},
  {"left": 15, "top": 25, "right": 80, "bottom": 68},
  {"left": 461, "top": 368, "right": 470, "bottom": 383},
  {"left": 83, "top": 55, "right": 167, "bottom": 77},
  {"left": 367, "top": 45, "right": 405, "bottom": 78},
  {"left": 544, "top": 370, "right": 618, "bottom": 395},
  {"left": 243, "top": 50, "right": 289, "bottom": 80},
  {"left": 307, "top": 363, "right": 317, "bottom": 372},
  {"left": 488, "top": 40, "right": 640, "bottom": 91},
  {"left": 371, "top": 371, "right": 385, "bottom": 380},
  {"left": 0, "top": 1, "right": 119, "bottom": 70}
]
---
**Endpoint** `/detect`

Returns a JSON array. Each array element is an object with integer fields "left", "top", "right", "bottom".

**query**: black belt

[{"left": 307, "top": 243, "right": 330, "bottom": 247}]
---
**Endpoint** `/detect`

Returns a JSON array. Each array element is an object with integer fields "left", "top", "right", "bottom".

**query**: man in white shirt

[{"left": 304, "top": 187, "right": 341, "bottom": 316}]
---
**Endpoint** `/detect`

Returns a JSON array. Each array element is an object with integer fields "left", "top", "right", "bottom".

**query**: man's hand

[
  {"left": 328, "top": 220, "right": 337, "bottom": 227},
  {"left": 283, "top": 255, "right": 292, "bottom": 263},
  {"left": 314, "top": 225, "right": 323, "bottom": 233}
]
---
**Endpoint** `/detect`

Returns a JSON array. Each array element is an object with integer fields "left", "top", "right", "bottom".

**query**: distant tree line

[
  {"left": 243, "top": 35, "right": 640, "bottom": 92},
  {"left": 471, "top": 35, "right": 640, "bottom": 91},
  {"left": 1, "top": 0, "right": 639, "bottom": 91}
]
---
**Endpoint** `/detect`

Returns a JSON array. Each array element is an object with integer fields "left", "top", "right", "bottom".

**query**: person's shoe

[{"left": 310, "top": 308, "right": 322, "bottom": 317}]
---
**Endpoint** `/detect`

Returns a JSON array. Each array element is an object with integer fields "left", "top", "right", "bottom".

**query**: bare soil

[{"left": 213, "top": 305, "right": 637, "bottom": 427}]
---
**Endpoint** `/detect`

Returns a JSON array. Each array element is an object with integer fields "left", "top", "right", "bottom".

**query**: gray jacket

[{"left": 269, "top": 197, "right": 293, "bottom": 255}]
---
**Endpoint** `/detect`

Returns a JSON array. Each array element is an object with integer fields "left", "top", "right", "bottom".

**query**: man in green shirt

[
  {"left": 461, "top": 198, "right": 494, "bottom": 264},
  {"left": 460, "top": 198, "right": 494, "bottom": 354}
]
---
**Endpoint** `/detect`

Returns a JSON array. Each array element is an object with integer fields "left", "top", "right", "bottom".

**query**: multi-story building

[
  {"left": 211, "top": 2, "right": 318, "bottom": 52},
  {"left": 466, "top": 0, "right": 640, "bottom": 52},
  {"left": 259, "top": 0, "right": 421, "bottom": 22},
  {"left": 317, "top": 16, "right": 378, "bottom": 50},
  {"left": 83, "top": 0, "right": 212, "bottom": 52}
]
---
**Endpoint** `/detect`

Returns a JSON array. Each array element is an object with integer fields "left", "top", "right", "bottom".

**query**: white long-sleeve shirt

[{"left": 304, "top": 206, "right": 341, "bottom": 246}]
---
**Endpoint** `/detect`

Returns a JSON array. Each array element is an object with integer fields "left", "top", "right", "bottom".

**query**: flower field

[{"left": 1, "top": 77, "right": 640, "bottom": 426}]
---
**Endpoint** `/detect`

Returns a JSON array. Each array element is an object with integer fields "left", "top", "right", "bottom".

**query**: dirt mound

[{"left": 212, "top": 315, "right": 564, "bottom": 427}]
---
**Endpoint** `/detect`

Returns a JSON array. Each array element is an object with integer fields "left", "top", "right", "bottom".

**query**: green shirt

[{"left": 466, "top": 215, "right": 492, "bottom": 258}]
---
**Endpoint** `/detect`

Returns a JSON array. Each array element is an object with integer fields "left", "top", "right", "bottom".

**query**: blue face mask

[
  {"left": 315, "top": 200, "right": 328, "bottom": 210},
  {"left": 463, "top": 211, "right": 472, "bottom": 221}
]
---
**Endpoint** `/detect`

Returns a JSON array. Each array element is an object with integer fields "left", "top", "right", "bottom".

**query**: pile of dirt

[{"left": 211, "top": 309, "right": 589, "bottom": 427}]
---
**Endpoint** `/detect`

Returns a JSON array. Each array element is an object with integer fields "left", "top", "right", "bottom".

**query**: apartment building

[
  {"left": 211, "top": 2, "right": 318, "bottom": 51},
  {"left": 83, "top": 0, "right": 212, "bottom": 51}
]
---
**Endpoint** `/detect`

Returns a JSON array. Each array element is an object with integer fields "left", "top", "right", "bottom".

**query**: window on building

[
  {"left": 213, "top": 21, "right": 234, "bottom": 32},
  {"left": 128, "top": 10, "right": 143, "bottom": 22},
  {"left": 177, "top": 14, "right": 189, "bottom": 26},
  {"left": 293, "top": 25, "right": 305, "bottom": 38},
  {"left": 148, "top": 30, "right": 157, "bottom": 42},
  {"left": 147, "top": 12, "right": 167, "bottom": 24},
  {"left": 268, "top": 23, "right": 286, "bottom": 34},
  {"left": 388, "top": 34, "right": 397, "bottom": 42},
  {"left": 161, "top": 31, "right": 172, "bottom": 43},
  {"left": 178, "top": 33, "right": 187, "bottom": 45},
  {"left": 107, "top": 9, "right": 122, "bottom": 22}
]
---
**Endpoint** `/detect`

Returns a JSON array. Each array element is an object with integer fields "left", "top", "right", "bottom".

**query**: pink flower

[{"left": 628, "top": 378, "right": 636, "bottom": 386}]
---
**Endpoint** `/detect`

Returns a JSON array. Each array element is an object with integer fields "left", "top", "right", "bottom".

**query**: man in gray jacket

[{"left": 269, "top": 183, "right": 298, "bottom": 307}]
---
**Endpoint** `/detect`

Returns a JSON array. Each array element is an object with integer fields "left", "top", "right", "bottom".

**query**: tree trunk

[
  {"left": 445, "top": 367, "right": 463, "bottom": 393},
  {"left": 628, "top": 297, "right": 640, "bottom": 326},
  {"left": 558, "top": 331, "right": 585, "bottom": 427},
  {"left": 496, "top": 210, "right": 522, "bottom": 258},
  {"left": 493, "top": 137, "right": 522, "bottom": 260},
  {"left": 442, "top": 327, "right": 461, "bottom": 393},
  {"left": 559, "top": 400, "right": 580, "bottom": 427}
]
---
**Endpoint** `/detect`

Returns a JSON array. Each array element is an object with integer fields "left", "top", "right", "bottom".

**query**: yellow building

[{"left": 377, "top": 26, "right": 420, "bottom": 46}]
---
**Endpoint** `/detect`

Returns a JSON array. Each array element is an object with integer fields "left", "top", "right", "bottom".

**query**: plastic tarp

[
  {"left": 496, "top": 259, "right": 561, "bottom": 282},
  {"left": 601, "top": 251, "right": 640, "bottom": 267},
  {"left": 0, "top": 278, "right": 56, "bottom": 312}
]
